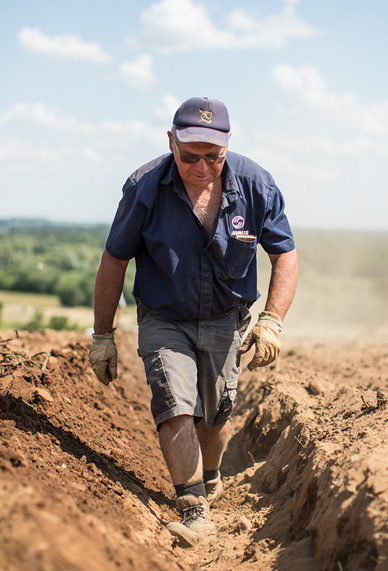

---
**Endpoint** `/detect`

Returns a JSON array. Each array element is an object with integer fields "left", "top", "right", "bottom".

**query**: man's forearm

[
  {"left": 265, "top": 249, "right": 298, "bottom": 321},
  {"left": 93, "top": 250, "right": 129, "bottom": 334}
]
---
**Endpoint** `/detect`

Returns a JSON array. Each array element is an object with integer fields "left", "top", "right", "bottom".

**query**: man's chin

[{"left": 190, "top": 175, "right": 212, "bottom": 187}]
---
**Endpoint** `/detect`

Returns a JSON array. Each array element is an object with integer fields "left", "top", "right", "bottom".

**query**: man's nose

[{"left": 195, "top": 158, "right": 209, "bottom": 171}]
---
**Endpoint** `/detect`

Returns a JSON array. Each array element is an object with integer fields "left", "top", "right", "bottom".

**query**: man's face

[{"left": 168, "top": 131, "right": 227, "bottom": 191}]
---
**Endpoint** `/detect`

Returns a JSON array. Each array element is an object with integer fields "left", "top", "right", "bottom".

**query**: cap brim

[{"left": 175, "top": 126, "right": 229, "bottom": 147}]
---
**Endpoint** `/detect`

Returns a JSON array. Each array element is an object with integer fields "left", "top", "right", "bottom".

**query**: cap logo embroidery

[
  {"left": 199, "top": 109, "right": 213, "bottom": 124},
  {"left": 232, "top": 215, "right": 245, "bottom": 230}
]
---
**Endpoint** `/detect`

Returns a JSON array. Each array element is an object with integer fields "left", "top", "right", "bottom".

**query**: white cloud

[
  {"left": 125, "top": 35, "right": 140, "bottom": 51},
  {"left": 225, "top": 5, "right": 317, "bottom": 51},
  {"left": 119, "top": 54, "right": 155, "bottom": 89},
  {"left": 235, "top": 62, "right": 388, "bottom": 230},
  {"left": 154, "top": 94, "right": 181, "bottom": 122},
  {"left": 273, "top": 64, "right": 356, "bottom": 111},
  {"left": 0, "top": 97, "right": 173, "bottom": 222},
  {"left": 18, "top": 27, "right": 113, "bottom": 64},
  {"left": 82, "top": 147, "right": 102, "bottom": 162},
  {"left": 0, "top": 138, "right": 58, "bottom": 162},
  {"left": 100, "top": 121, "right": 124, "bottom": 133},
  {"left": 0, "top": 103, "right": 95, "bottom": 132},
  {"left": 0, "top": 101, "right": 171, "bottom": 146},
  {"left": 272, "top": 64, "right": 388, "bottom": 134},
  {"left": 0, "top": 97, "right": 171, "bottom": 170},
  {"left": 250, "top": 133, "right": 372, "bottom": 157},
  {"left": 140, "top": 0, "right": 319, "bottom": 53},
  {"left": 142, "top": 0, "right": 229, "bottom": 52}
]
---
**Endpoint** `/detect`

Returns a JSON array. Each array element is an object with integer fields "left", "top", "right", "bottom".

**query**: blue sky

[{"left": 1, "top": 0, "right": 388, "bottom": 230}]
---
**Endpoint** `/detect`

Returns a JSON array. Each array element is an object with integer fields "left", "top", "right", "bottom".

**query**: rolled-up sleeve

[{"left": 259, "top": 183, "right": 295, "bottom": 254}]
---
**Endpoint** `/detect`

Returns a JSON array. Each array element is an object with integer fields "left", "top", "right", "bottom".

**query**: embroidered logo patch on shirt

[{"left": 232, "top": 215, "right": 245, "bottom": 230}]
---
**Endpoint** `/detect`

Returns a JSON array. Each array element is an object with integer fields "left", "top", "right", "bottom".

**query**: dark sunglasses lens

[
  {"left": 180, "top": 155, "right": 223, "bottom": 165},
  {"left": 180, "top": 155, "right": 200, "bottom": 164}
]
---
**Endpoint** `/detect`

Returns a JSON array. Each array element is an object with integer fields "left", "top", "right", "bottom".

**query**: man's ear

[{"left": 167, "top": 131, "right": 174, "bottom": 152}]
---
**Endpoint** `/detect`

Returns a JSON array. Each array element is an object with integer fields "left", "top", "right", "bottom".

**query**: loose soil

[{"left": 1, "top": 327, "right": 388, "bottom": 571}]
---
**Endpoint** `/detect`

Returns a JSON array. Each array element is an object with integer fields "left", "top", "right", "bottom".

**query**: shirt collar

[
  {"left": 223, "top": 157, "right": 242, "bottom": 199},
  {"left": 160, "top": 155, "right": 177, "bottom": 186}
]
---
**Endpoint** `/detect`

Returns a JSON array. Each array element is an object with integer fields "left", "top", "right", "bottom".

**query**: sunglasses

[{"left": 174, "top": 141, "right": 226, "bottom": 165}]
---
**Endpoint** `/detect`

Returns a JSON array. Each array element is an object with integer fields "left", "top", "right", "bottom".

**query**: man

[{"left": 89, "top": 97, "right": 298, "bottom": 547}]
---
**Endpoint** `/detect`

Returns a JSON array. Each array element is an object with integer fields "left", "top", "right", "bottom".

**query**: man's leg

[
  {"left": 158, "top": 414, "right": 203, "bottom": 485},
  {"left": 196, "top": 422, "right": 230, "bottom": 506},
  {"left": 160, "top": 415, "right": 215, "bottom": 547},
  {"left": 196, "top": 421, "right": 231, "bottom": 471}
]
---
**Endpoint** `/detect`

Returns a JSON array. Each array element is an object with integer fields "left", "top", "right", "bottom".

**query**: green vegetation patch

[{"left": 0, "top": 221, "right": 135, "bottom": 308}]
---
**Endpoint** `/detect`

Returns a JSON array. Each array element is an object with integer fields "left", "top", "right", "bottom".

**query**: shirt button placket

[{"left": 199, "top": 248, "right": 212, "bottom": 320}]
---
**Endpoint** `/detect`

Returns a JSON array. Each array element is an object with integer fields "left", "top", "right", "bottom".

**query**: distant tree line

[{"left": 0, "top": 221, "right": 136, "bottom": 307}]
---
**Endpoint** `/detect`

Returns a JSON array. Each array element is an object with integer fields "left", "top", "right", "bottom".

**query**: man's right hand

[{"left": 89, "top": 333, "right": 118, "bottom": 386}]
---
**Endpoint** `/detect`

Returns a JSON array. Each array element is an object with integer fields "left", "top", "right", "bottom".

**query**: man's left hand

[{"left": 239, "top": 311, "right": 282, "bottom": 370}]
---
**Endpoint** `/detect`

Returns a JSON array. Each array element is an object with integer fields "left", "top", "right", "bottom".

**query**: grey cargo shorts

[{"left": 137, "top": 302, "right": 251, "bottom": 429}]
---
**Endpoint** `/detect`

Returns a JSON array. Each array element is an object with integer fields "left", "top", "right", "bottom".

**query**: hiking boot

[
  {"left": 205, "top": 472, "right": 223, "bottom": 507},
  {"left": 166, "top": 495, "right": 216, "bottom": 547}
]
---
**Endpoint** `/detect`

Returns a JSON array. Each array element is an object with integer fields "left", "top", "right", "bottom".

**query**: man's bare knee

[
  {"left": 196, "top": 421, "right": 231, "bottom": 437},
  {"left": 159, "top": 414, "right": 195, "bottom": 434}
]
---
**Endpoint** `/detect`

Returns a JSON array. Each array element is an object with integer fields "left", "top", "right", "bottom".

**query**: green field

[
  {"left": 0, "top": 290, "right": 92, "bottom": 330},
  {"left": 0, "top": 290, "right": 137, "bottom": 332}
]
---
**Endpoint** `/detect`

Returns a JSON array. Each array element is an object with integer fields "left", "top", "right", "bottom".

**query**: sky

[{"left": 1, "top": 0, "right": 388, "bottom": 230}]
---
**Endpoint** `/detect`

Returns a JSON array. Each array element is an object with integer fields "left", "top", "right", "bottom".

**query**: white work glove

[
  {"left": 239, "top": 311, "right": 282, "bottom": 370},
  {"left": 89, "top": 332, "right": 118, "bottom": 386}
]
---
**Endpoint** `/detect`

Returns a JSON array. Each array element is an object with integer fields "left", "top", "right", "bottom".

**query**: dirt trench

[{"left": 1, "top": 329, "right": 388, "bottom": 571}]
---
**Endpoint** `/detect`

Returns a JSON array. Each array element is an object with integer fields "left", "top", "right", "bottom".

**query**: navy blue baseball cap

[{"left": 173, "top": 97, "right": 231, "bottom": 146}]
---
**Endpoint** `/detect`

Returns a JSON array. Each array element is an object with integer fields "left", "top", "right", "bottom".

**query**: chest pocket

[{"left": 217, "top": 235, "right": 257, "bottom": 280}]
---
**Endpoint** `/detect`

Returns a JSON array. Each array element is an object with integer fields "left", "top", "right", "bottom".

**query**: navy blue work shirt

[{"left": 106, "top": 151, "right": 295, "bottom": 321}]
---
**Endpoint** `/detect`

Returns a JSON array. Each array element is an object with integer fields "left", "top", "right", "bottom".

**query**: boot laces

[{"left": 181, "top": 503, "right": 206, "bottom": 526}]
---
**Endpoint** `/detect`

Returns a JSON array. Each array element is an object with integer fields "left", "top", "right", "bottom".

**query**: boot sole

[{"left": 167, "top": 522, "right": 216, "bottom": 547}]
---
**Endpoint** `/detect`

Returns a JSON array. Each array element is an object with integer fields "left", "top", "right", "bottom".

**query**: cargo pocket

[
  {"left": 212, "top": 378, "right": 238, "bottom": 426},
  {"left": 143, "top": 353, "right": 176, "bottom": 421},
  {"left": 219, "top": 236, "right": 257, "bottom": 280}
]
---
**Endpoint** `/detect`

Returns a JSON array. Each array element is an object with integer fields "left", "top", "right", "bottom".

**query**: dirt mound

[{"left": 1, "top": 329, "right": 388, "bottom": 570}]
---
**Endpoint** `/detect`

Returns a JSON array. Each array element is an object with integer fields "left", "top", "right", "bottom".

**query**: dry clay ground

[{"left": 1, "top": 326, "right": 388, "bottom": 571}]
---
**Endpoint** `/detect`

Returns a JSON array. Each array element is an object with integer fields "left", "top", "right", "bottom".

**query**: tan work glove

[
  {"left": 239, "top": 311, "right": 283, "bottom": 370},
  {"left": 89, "top": 332, "right": 118, "bottom": 386}
]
